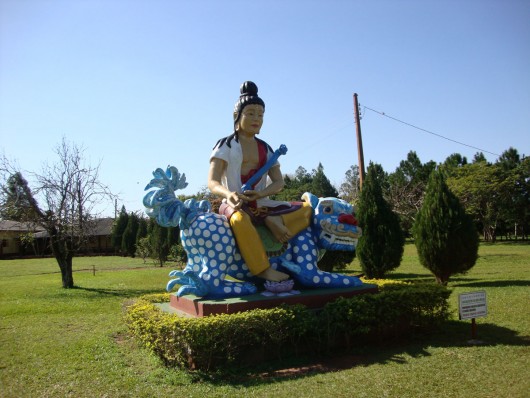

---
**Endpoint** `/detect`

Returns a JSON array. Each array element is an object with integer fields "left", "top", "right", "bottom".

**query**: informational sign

[{"left": 459, "top": 291, "right": 487, "bottom": 320}]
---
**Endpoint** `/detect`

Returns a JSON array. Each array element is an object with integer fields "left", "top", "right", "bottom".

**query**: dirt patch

[
  {"left": 113, "top": 331, "right": 130, "bottom": 346},
  {"left": 257, "top": 354, "right": 365, "bottom": 379}
]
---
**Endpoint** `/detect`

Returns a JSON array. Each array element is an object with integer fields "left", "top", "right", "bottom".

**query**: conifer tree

[
  {"left": 148, "top": 219, "right": 170, "bottom": 266},
  {"left": 111, "top": 206, "right": 128, "bottom": 252},
  {"left": 413, "top": 169, "right": 478, "bottom": 285},
  {"left": 121, "top": 212, "right": 139, "bottom": 257},
  {"left": 311, "top": 163, "right": 338, "bottom": 198},
  {"left": 0, "top": 172, "right": 39, "bottom": 221},
  {"left": 356, "top": 163, "right": 404, "bottom": 278},
  {"left": 317, "top": 250, "right": 355, "bottom": 272},
  {"left": 136, "top": 216, "right": 148, "bottom": 244}
]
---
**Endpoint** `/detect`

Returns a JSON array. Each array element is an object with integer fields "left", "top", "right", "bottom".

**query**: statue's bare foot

[
  {"left": 265, "top": 216, "right": 292, "bottom": 243},
  {"left": 257, "top": 267, "right": 289, "bottom": 282}
]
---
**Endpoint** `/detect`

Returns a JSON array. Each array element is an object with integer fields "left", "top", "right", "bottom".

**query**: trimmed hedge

[{"left": 125, "top": 281, "right": 450, "bottom": 370}]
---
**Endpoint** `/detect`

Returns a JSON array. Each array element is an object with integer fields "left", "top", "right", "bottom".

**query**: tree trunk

[
  {"left": 57, "top": 255, "right": 74, "bottom": 288},
  {"left": 50, "top": 233, "right": 75, "bottom": 288}
]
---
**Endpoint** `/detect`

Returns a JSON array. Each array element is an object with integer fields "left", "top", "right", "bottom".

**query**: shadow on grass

[
  {"left": 386, "top": 272, "right": 435, "bottom": 280},
  {"left": 189, "top": 320, "right": 529, "bottom": 386},
  {"left": 480, "top": 241, "right": 530, "bottom": 246},
  {"left": 71, "top": 286, "right": 163, "bottom": 299},
  {"left": 451, "top": 280, "right": 530, "bottom": 288},
  {"left": 4, "top": 266, "right": 163, "bottom": 278}
]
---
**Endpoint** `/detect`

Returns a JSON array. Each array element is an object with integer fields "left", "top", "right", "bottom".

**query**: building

[
  {"left": 0, "top": 218, "right": 115, "bottom": 258},
  {"left": 0, "top": 220, "right": 44, "bottom": 257}
]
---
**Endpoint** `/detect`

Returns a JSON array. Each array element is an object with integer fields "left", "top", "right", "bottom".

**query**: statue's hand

[
  {"left": 227, "top": 191, "right": 243, "bottom": 210},
  {"left": 241, "top": 190, "right": 261, "bottom": 202},
  {"left": 227, "top": 190, "right": 260, "bottom": 210}
]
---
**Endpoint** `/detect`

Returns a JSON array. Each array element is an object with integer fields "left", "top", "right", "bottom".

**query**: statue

[
  {"left": 143, "top": 81, "right": 363, "bottom": 299},
  {"left": 143, "top": 167, "right": 363, "bottom": 298},
  {"left": 207, "top": 81, "right": 313, "bottom": 282}
]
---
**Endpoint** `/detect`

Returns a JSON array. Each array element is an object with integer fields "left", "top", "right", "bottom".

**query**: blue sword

[{"left": 241, "top": 144, "right": 288, "bottom": 192}]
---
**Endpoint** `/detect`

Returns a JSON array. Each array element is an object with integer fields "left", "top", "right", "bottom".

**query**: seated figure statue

[
  {"left": 208, "top": 81, "right": 312, "bottom": 282},
  {"left": 143, "top": 167, "right": 364, "bottom": 299},
  {"left": 142, "top": 81, "right": 364, "bottom": 299}
]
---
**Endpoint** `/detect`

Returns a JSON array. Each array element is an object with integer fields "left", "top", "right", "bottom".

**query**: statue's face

[{"left": 237, "top": 104, "right": 264, "bottom": 136}]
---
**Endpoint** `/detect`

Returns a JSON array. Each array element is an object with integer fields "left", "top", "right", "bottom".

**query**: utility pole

[{"left": 353, "top": 93, "right": 366, "bottom": 189}]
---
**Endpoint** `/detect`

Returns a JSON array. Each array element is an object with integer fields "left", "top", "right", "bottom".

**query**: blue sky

[{"left": 1, "top": 0, "right": 529, "bottom": 216}]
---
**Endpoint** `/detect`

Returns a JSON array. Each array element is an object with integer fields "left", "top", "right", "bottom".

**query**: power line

[{"left": 362, "top": 105, "right": 501, "bottom": 157}]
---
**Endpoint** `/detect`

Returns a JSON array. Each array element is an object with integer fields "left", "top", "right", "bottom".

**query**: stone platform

[{"left": 163, "top": 284, "right": 379, "bottom": 317}]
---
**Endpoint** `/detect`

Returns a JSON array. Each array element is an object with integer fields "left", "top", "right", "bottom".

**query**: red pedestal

[{"left": 169, "top": 284, "right": 378, "bottom": 317}]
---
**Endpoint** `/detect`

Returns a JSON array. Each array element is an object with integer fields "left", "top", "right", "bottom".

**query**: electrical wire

[{"left": 362, "top": 105, "right": 501, "bottom": 157}]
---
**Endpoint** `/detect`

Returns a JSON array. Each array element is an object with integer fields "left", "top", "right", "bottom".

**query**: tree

[
  {"left": 441, "top": 153, "right": 468, "bottom": 171},
  {"left": 317, "top": 250, "right": 355, "bottom": 272},
  {"left": 294, "top": 166, "right": 312, "bottom": 185},
  {"left": 413, "top": 169, "right": 478, "bottom": 285},
  {"left": 311, "top": 163, "right": 338, "bottom": 198},
  {"left": 339, "top": 165, "right": 360, "bottom": 205},
  {"left": 497, "top": 147, "right": 520, "bottom": 171},
  {"left": 19, "top": 231, "right": 37, "bottom": 255},
  {"left": 135, "top": 237, "right": 151, "bottom": 263},
  {"left": 272, "top": 163, "right": 340, "bottom": 201},
  {"left": 136, "top": 216, "right": 148, "bottom": 244},
  {"left": 169, "top": 242, "right": 187, "bottom": 266},
  {"left": 446, "top": 162, "right": 508, "bottom": 242},
  {"left": 148, "top": 219, "right": 173, "bottom": 266},
  {"left": 111, "top": 206, "right": 128, "bottom": 253},
  {"left": 166, "top": 225, "right": 180, "bottom": 253},
  {"left": 472, "top": 152, "right": 488, "bottom": 164},
  {"left": 273, "top": 166, "right": 313, "bottom": 202},
  {"left": 494, "top": 149, "right": 529, "bottom": 239},
  {"left": 386, "top": 151, "right": 435, "bottom": 235},
  {"left": 0, "top": 172, "right": 40, "bottom": 221},
  {"left": 510, "top": 156, "right": 530, "bottom": 239},
  {"left": 122, "top": 212, "right": 140, "bottom": 257},
  {"left": 0, "top": 138, "right": 115, "bottom": 288},
  {"left": 437, "top": 148, "right": 529, "bottom": 242},
  {"left": 356, "top": 163, "right": 404, "bottom": 278}
]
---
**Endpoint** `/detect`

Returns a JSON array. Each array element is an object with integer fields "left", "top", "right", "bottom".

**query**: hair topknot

[
  {"left": 240, "top": 81, "right": 259, "bottom": 97},
  {"left": 233, "top": 81, "right": 265, "bottom": 127}
]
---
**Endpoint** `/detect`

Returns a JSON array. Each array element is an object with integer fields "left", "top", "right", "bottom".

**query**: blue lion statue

[{"left": 143, "top": 166, "right": 363, "bottom": 299}]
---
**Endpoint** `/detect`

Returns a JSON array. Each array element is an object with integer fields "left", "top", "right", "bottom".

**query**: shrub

[
  {"left": 135, "top": 237, "right": 151, "bottom": 264},
  {"left": 126, "top": 300, "right": 313, "bottom": 370},
  {"left": 169, "top": 243, "right": 187, "bottom": 265},
  {"left": 125, "top": 282, "right": 450, "bottom": 371}
]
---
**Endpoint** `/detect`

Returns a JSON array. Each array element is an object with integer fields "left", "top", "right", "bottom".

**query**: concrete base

[{"left": 167, "top": 284, "right": 379, "bottom": 317}]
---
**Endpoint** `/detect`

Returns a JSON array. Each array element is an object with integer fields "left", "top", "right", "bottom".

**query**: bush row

[{"left": 125, "top": 281, "right": 451, "bottom": 371}]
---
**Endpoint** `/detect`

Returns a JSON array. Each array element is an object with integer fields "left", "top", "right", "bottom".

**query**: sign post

[{"left": 458, "top": 291, "right": 487, "bottom": 344}]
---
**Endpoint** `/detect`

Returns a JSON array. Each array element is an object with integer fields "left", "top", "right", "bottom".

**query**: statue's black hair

[{"left": 233, "top": 81, "right": 265, "bottom": 128}]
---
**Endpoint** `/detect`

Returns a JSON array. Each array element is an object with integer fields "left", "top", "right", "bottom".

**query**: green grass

[{"left": 1, "top": 243, "right": 529, "bottom": 397}]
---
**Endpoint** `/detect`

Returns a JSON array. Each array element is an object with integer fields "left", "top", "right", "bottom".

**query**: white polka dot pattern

[{"left": 167, "top": 198, "right": 363, "bottom": 299}]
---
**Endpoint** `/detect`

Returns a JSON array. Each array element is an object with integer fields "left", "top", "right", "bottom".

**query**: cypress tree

[
  {"left": 0, "top": 172, "right": 39, "bottom": 221},
  {"left": 356, "top": 163, "right": 404, "bottom": 278},
  {"left": 317, "top": 250, "right": 355, "bottom": 272},
  {"left": 148, "top": 219, "right": 170, "bottom": 267},
  {"left": 136, "top": 216, "right": 148, "bottom": 244},
  {"left": 111, "top": 206, "right": 128, "bottom": 252},
  {"left": 413, "top": 169, "right": 478, "bottom": 285},
  {"left": 311, "top": 163, "right": 339, "bottom": 197},
  {"left": 121, "top": 212, "right": 139, "bottom": 257}
]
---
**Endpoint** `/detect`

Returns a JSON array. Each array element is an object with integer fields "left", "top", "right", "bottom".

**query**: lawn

[{"left": 1, "top": 243, "right": 528, "bottom": 397}]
